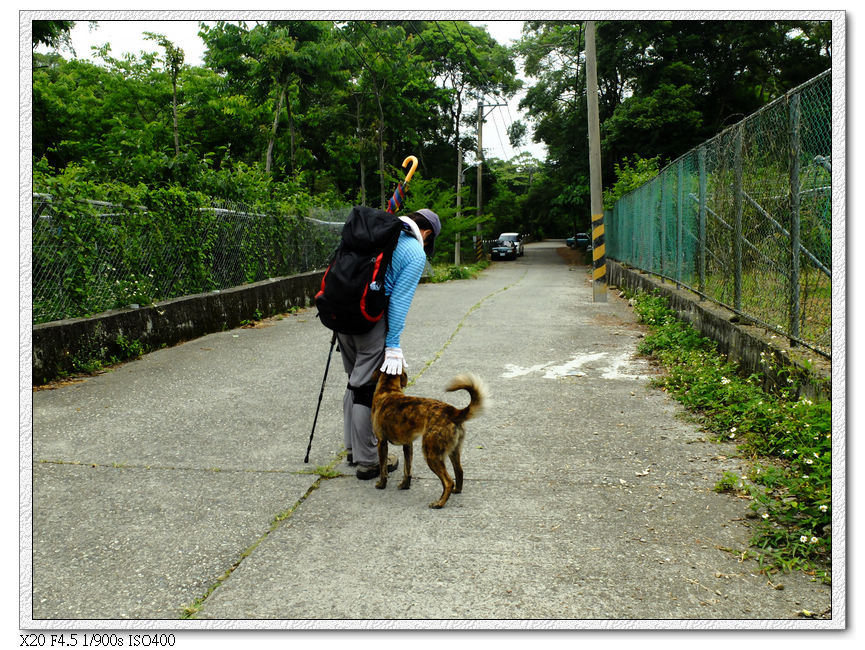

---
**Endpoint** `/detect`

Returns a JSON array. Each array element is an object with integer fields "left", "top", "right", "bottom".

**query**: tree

[
  {"left": 32, "top": 20, "right": 75, "bottom": 51},
  {"left": 200, "top": 21, "right": 341, "bottom": 178},
  {"left": 426, "top": 21, "right": 520, "bottom": 195},
  {"left": 516, "top": 20, "right": 831, "bottom": 235},
  {"left": 597, "top": 20, "right": 832, "bottom": 160},
  {"left": 145, "top": 33, "right": 185, "bottom": 156},
  {"left": 516, "top": 22, "right": 586, "bottom": 230},
  {"left": 337, "top": 21, "right": 445, "bottom": 208}
]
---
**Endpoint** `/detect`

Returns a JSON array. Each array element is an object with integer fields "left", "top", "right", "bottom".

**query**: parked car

[
  {"left": 491, "top": 238, "right": 518, "bottom": 260},
  {"left": 567, "top": 232, "right": 591, "bottom": 250},
  {"left": 498, "top": 232, "right": 524, "bottom": 257}
]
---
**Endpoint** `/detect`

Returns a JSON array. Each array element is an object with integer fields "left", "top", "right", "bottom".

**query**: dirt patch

[
  {"left": 590, "top": 311, "right": 628, "bottom": 327},
  {"left": 556, "top": 246, "right": 587, "bottom": 267},
  {"left": 33, "top": 377, "right": 87, "bottom": 391}
]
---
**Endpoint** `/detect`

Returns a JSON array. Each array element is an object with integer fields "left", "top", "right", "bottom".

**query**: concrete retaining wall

[
  {"left": 607, "top": 260, "right": 831, "bottom": 402},
  {"left": 32, "top": 270, "right": 325, "bottom": 385}
]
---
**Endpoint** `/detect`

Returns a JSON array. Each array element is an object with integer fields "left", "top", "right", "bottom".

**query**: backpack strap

[{"left": 398, "top": 216, "right": 425, "bottom": 246}]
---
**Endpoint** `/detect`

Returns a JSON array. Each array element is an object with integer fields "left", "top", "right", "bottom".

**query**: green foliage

[
  {"left": 602, "top": 155, "right": 663, "bottom": 210},
  {"left": 115, "top": 333, "right": 146, "bottom": 359},
  {"left": 714, "top": 471, "right": 746, "bottom": 494},
  {"left": 427, "top": 260, "right": 489, "bottom": 283},
  {"left": 32, "top": 19, "right": 832, "bottom": 291},
  {"left": 32, "top": 163, "right": 336, "bottom": 323},
  {"left": 516, "top": 20, "right": 830, "bottom": 235},
  {"left": 32, "top": 20, "right": 76, "bottom": 52},
  {"left": 630, "top": 290, "right": 831, "bottom": 579}
]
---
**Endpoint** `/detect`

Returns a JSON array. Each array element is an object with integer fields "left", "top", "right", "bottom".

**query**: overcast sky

[{"left": 51, "top": 18, "right": 547, "bottom": 163}]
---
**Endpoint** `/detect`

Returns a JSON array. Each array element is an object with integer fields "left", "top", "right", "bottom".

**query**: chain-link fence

[
  {"left": 31, "top": 195, "right": 346, "bottom": 324},
  {"left": 607, "top": 70, "right": 832, "bottom": 357}
]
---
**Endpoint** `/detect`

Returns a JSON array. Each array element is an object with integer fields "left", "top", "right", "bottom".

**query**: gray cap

[{"left": 415, "top": 208, "right": 441, "bottom": 257}]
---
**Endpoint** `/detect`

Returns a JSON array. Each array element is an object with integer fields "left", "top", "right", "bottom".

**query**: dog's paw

[
  {"left": 428, "top": 501, "right": 445, "bottom": 509},
  {"left": 398, "top": 477, "right": 411, "bottom": 490},
  {"left": 375, "top": 480, "right": 386, "bottom": 490}
]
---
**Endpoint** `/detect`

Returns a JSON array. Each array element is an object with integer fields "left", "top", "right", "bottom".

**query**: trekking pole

[
  {"left": 304, "top": 330, "right": 338, "bottom": 463},
  {"left": 385, "top": 155, "right": 419, "bottom": 214}
]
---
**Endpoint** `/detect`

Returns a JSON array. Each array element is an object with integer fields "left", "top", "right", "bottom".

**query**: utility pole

[
  {"left": 585, "top": 21, "right": 607, "bottom": 302},
  {"left": 476, "top": 98, "right": 507, "bottom": 261},
  {"left": 456, "top": 144, "right": 463, "bottom": 265}
]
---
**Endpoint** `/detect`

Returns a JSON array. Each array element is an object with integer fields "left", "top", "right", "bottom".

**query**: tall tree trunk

[
  {"left": 375, "top": 88, "right": 385, "bottom": 210},
  {"left": 356, "top": 95, "right": 366, "bottom": 206},
  {"left": 456, "top": 147, "right": 463, "bottom": 218},
  {"left": 171, "top": 77, "right": 180, "bottom": 156},
  {"left": 454, "top": 89, "right": 463, "bottom": 216},
  {"left": 287, "top": 99, "right": 296, "bottom": 172},
  {"left": 266, "top": 80, "right": 290, "bottom": 174}
]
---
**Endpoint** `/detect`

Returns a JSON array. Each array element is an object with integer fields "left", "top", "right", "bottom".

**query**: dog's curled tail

[{"left": 445, "top": 373, "right": 487, "bottom": 422}]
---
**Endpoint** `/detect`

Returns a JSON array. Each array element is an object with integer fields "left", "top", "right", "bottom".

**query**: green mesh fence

[
  {"left": 608, "top": 70, "right": 832, "bottom": 357},
  {"left": 31, "top": 196, "right": 345, "bottom": 325}
]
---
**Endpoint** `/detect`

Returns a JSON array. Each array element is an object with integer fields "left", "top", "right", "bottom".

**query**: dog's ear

[
  {"left": 372, "top": 369, "right": 382, "bottom": 384},
  {"left": 400, "top": 371, "right": 408, "bottom": 388}
]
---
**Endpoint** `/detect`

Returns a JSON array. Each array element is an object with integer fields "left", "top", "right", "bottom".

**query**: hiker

[{"left": 338, "top": 208, "right": 441, "bottom": 480}]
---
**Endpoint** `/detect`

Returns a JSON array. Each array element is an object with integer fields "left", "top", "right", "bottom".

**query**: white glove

[{"left": 380, "top": 347, "right": 406, "bottom": 375}]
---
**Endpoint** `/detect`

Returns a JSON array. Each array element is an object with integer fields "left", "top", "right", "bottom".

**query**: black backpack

[{"left": 315, "top": 205, "right": 404, "bottom": 334}]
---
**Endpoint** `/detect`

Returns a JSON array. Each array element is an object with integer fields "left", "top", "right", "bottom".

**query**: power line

[
  {"left": 333, "top": 21, "right": 376, "bottom": 81},
  {"left": 454, "top": 21, "right": 530, "bottom": 161},
  {"left": 489, "top": 106, "right": 512, "bottom": 161},
  {"left": 357, "top": 21, "right": 401, "bottom": 78},
  {"left": 429, "top": 20, "right": 524, "bottom": 162}
]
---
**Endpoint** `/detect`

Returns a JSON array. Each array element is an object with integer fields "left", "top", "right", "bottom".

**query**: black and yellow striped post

[
  {"left": 591, "top": 211, "right": 607, "bottom": 302},
  {"left": 475, "top": 236, "right": 485, "bottom": 262}
]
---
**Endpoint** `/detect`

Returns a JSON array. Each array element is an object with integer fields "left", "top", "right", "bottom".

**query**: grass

[
  {"left": 65, "top": 333, "right": 149, "bottom": 377},
  {"left": 628, "top": 289, "right": 831, "bottom": 582},
  {"left": 426, "top": 260, "right": 490, "bottom": 283},
  {"left": 695, "top": 266, "right": 831, "bottom": 351}
]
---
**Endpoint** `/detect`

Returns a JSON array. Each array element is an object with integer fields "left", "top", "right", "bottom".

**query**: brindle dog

[{"left": 371, "top": 370, "right": 487, "bottom": 508}]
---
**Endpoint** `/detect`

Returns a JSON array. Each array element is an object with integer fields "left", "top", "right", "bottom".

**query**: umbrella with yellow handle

[{"left": 385, "top": 155, "right": 419, "bottom": 214}]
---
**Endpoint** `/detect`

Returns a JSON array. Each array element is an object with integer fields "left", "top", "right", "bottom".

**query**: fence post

[
  {"left": 698, "top": 147, "right": 707, "bottom": 300},
  {"left": 733, "top": 125, "right": 744, "bottom": 311},
  {"left": 631, "top": 192, "right": 637, "bottom": 265},
  {"left": 610, "top": 201, "right": 617, "bottom": 260},
  {"left": 789, "top": 93, "right": 802, "bottom": 344},
  {"left": 645, "top": 183, "right": 652, "bottom": 272},
  {"left": 660, "top": 176, "right": 667, "bottom": 280},
  {"left": 677, "top": 159, "right": 683, "bottom": 288}
]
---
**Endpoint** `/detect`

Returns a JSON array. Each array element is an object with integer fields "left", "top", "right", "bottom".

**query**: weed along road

[{"left": 29, "top": 240, "right": 831, "bottom": 624}]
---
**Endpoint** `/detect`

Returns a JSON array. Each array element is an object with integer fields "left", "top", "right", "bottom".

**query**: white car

[{"left": 497, "top": 232, "right": 524, "bottom": 257}]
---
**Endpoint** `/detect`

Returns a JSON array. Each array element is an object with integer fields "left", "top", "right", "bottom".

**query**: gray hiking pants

[{"left": 337, "top": 319, "right": 386, "bottom": 465}]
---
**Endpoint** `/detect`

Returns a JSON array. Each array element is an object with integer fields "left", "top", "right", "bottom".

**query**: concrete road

[{"left": 28, "top": 241, "right": 832, "bottom": 626}]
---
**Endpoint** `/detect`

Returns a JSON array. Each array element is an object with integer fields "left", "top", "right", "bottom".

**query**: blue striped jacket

[{"left": 384, "top": 229, "right": 427, "bottom": 349}]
